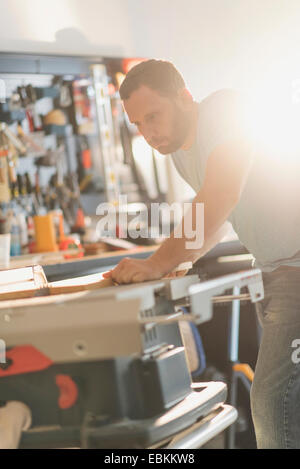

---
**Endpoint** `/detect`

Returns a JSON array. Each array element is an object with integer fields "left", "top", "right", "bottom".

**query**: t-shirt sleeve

[{"left": 202, "top": 88, "right": 251, "bottom": 159}]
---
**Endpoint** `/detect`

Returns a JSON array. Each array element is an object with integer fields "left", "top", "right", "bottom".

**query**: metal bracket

[
  {"left": 92, "top": 275, "right": 200, "bottom": 312},
  {"left": 189, "top": 269, "right": 264, "bottom": 325}
]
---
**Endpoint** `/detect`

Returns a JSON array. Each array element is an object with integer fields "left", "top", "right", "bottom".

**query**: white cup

[{"left": 0, "top": 233, "right": 11, "bottom": 269}]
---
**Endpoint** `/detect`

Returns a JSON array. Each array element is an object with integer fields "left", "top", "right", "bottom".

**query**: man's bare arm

[
  {"left": 164, "top": 221, "right": 231, "bottom": 277},
  {"left": 104, "top": 138, "right": 253, "bottom": 284},
  {"left": 148, "top": 138, "right": 253, "bottom": 275},
  {"left": 187, "top": 220, "right": 232, "bottom": 263}
]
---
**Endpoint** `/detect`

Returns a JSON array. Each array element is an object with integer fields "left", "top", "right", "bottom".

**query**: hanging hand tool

[{"left": 0, "top": 123, "right": 26, "bottom": 155}]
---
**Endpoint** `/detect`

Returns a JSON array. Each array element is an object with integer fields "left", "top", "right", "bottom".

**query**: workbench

[{"left": 6, "top": 237, "right": 251, "bottom": 283}]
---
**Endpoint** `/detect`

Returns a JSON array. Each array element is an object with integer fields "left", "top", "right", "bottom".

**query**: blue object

[{"left": 10, "top": 217, "right": 21, "bottom": 257}]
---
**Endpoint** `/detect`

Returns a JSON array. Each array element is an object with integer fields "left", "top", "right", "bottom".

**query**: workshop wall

[
  {"left": 2, "top": 0, "right": 300, "bottom": 204},
  {"left": 2, "top": 0, "right": 300, "bottom": 101},
  {"left": 0, "top": 0, "right": 135, "bottom": 57},
  {"left": 127, "top": 0, "right": 300, "bottom": 102}
]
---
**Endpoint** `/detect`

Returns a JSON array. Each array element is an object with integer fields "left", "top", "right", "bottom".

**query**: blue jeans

[{"left": 250, "top": 266, "right": 300, "bottom": 448}]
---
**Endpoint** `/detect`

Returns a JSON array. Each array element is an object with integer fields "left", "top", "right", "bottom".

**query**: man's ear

[{"left": 177, "top": 88, "right": 193, "bottom": 108}]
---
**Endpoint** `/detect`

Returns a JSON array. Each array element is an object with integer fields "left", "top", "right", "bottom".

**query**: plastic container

[
  {"left": 33, "top": 213, "right": 58, "bottom": 252},
  {"left": 10, "top": 216, "right": 21, "bottom": 257}
]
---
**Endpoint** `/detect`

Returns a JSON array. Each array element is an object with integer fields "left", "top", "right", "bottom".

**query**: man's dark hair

[{"left": 119, "top": 59, "right": 186, "bottom": 100}]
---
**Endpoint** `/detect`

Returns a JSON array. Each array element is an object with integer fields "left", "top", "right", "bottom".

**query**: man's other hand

[{"left": 102, "top": 257, "right": 165, "bottom": 284}]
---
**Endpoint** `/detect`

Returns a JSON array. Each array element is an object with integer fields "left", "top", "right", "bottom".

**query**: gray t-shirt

[{"left": 171, "top": 89, "right": 300, "bottom": 272}]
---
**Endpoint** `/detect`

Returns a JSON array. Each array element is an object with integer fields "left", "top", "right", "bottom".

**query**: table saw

[{"left": 0, "top": 268, "right": 263, "bottom": 449}]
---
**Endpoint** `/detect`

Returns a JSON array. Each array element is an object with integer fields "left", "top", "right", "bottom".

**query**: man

[{"left": 103, "top": 59, "right": 300, "bottom": 448}]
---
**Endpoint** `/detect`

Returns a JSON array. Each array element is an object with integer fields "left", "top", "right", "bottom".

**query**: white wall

[
  {"left": 126, "top": 0, "right": 300, "bottom": 102},
  {"left": 0, "top": 0, "right": 135, "bottom": 57},
  {"left": 2, "top": 0, "right": 300, "bottom": 202},
  {"left": 2, "top": 0, "right": 300, "bottom": 98}
]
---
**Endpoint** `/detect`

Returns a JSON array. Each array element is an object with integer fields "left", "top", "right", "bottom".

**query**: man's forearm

[
  {"left": 185, "top": 221, "right": 231, "bottom": 263},
  {"left": 149, "top": 220, "right": 231, "bottom": 275}
]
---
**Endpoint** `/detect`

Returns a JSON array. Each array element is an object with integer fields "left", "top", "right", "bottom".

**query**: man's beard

[{"left": 156, "top": 105, "right": 192, "bottom": 154}]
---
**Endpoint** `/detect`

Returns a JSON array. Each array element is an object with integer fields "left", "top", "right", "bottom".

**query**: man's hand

[{"left": 102, "top": 257, "right": 165, "bottom": 284}]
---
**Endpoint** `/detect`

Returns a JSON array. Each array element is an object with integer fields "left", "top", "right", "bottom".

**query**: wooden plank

[
  {"left": 0, "top": 265, "right": 48, "bottom": 300},
  {"left": 0, "top": 245, "right": 157, "bottom": 301},
  {"left": 0, "top": 268, "right": 115, "bottom": 301},
  {"left": 49, "top": 277, "right": 115, "bottom": 295},
  {"left": 0, "top": 266, "right": 37, "bottom": 287}
]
